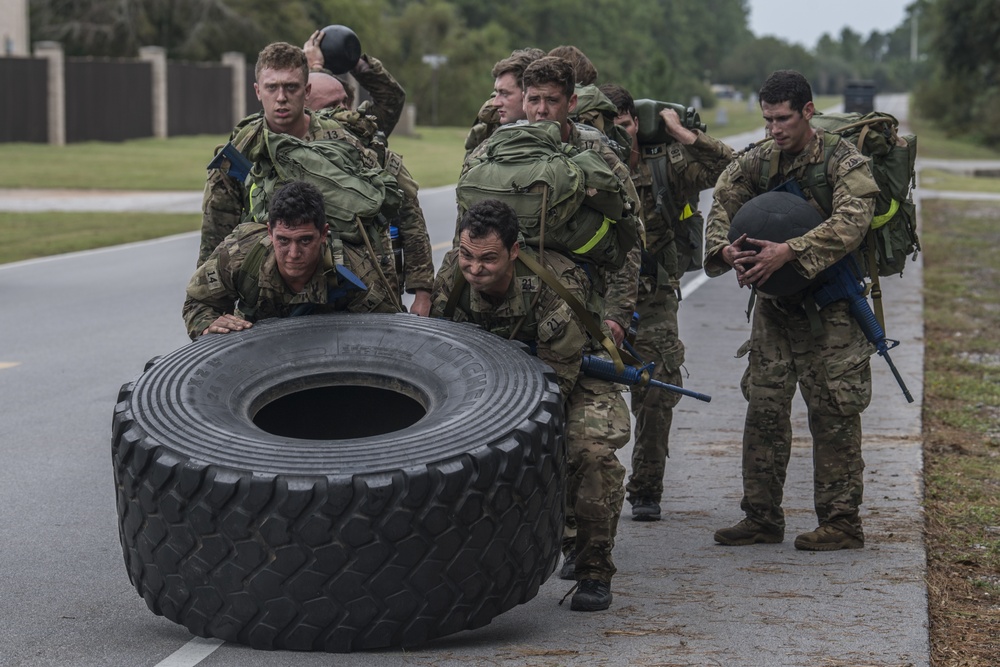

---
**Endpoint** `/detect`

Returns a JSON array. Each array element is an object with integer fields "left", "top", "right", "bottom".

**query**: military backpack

[
  {"left": 456, "top": 120, "right": 639, "bottom": 270},
  {"left": 229, "top": 116, "right": 402, "bottom": 247},
  {"left": 758, "top": 111, "right": 919, "bottom": 279}
]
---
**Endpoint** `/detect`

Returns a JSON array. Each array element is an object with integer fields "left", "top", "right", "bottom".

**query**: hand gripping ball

[
  {"left": 728, "top": 190, "right": 824, "bottom": 296},
  {"left": 320, "top": 24, "right": 362, "bottom": 74}
]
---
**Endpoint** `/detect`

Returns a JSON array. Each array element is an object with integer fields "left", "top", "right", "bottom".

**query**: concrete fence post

[
  {"left": 139, "top": 46, "right": 167, "bottom": 138},
  {"left": 222, "top": 52, "right": 245, "bottom": 125},
  {"left": 33, "top": 41, "right": 65, "bottom": 146}
]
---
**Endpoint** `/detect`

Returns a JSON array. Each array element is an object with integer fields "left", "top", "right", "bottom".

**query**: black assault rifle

[{"left": 813, "top": 256, "right": 914, "bottom": 403}]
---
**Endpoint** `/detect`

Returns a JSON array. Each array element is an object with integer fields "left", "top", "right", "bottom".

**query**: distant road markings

[
  {"left": 153, "top": 637, "right": 224, "bottom": 667},
  {"left": 0, "top": 362, "right": 21, "bottom": 370}
]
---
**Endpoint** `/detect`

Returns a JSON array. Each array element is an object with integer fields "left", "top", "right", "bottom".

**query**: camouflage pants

[
  {"left": 739, "top": 296, "right": 872, "bottom": 539},
  {"left": 627, "top": 278, "right": 685, "bottom": 503},
  {"left": 562, "top": 373, "right": 631, "bottom": 583}
]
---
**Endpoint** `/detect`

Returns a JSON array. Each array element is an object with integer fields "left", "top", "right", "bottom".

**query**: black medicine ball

[
  {"left": 320, "top": 25, "right": 362, "bottom": 74},
  {"left": 728, "top": 191, "right": 824, "bottom": 297}
]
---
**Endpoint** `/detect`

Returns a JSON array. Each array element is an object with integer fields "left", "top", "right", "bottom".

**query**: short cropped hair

[
  {"left": 522, "top": 56, "right": 575, "bottom": 99},
  {"left": 491, "top": 49, "right": 543, "bottom": 88},
  {"left": 255, "top": 42, "right": 309, "bottom": 83},
  {"left": 548, "top": 45, "right": 597, "bottom": 85},
  {"left": 460, "top": 199, "right": 519, "bottom": 251},
  {"left": 269, "top": 181, "right": 326, "bottom": 231},
  {"left": 599, "top": 83, "right": 635, "bottom": 118},
  {"left": 759, "top": 69, "right": 813, "bottom": 114}
]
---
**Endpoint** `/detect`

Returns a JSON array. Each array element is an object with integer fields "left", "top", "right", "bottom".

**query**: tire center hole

[{"left": 253, "top": 385, "right": 426, "bottom": 440}]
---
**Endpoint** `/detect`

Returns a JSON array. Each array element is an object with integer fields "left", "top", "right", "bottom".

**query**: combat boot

[
  {"left": 631, "top": 497, "right": 661, "bottom": 521},
  {"left": 713, "top": 518, "right": 783, "bottom": 546},
  {"left": 794, "top": 525, "right": 864, "bottom": 551},
  {"left": 570, "top": 579, "right": 612, "bottom": 612},
  {"left": 559, "top": 550, "right": 577, "bottom": 580}
]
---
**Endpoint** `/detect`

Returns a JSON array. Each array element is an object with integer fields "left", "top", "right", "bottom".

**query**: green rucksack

[
  {"left": 245, "top": 127, "right": 402, "bottom": 245},
  {"left": 456, "top": 121, "right": 639, "bottom": 269},
  {"left": 759, "top": 111, "right": 919, "bottom": 279},
  {"left": 573, "top": 84, "right": 633, "bottom": 164}
]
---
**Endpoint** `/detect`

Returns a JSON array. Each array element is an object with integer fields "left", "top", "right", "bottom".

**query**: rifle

[
  {"left": 812, "top": 256, "right": 914, "bottom": 403},
  {"left": 580, "top": 355, "right": 712, "bottom": 402}
]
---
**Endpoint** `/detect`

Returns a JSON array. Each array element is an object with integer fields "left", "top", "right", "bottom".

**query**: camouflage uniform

[
  {"left": 184, "top": 222, "right": 399, "bottom": 340},
  {"left": 462, "top": 97, "right": 500, "bottom": 160},
  {"left": 627, "top": 132, "right": 733, "bottom": 504},
  {"left": 351, "top": 54, "right": 406, "bottom": 138},
  {"left": 704, "top": 130, "right": 880, "bottom": 539},
  {"left": 431, "top": 247, "right": 630, "bottom": 583},
  {"left": 198, "top": 110, "right": 433, "bottom": 299}
]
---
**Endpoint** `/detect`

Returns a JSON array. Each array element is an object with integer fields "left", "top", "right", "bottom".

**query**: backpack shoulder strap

[
  {"left": 234, "top": 224, "right": 269, "bottom": 315},
  {"left": 515, "top": 251, "right": 635, "bottom": 373}
]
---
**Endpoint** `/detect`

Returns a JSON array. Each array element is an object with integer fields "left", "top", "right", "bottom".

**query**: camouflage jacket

[
  {"left": 431, "top": 246, "right": 589, "bottom": 398},
  {"left": 352, "top": 54, "right": 406, "bottom": 138},
  {"left": 463, "top": 96, "right": 500, "bottom": 160},
  {"left": 704, "top": 131, "right": 879, "bottom": 290},
  {"left": 183, "top": 222, "right": 399, "bottom": 340},
  {"left": 633, "top": 131, "right": 733, "bottom": 278}
]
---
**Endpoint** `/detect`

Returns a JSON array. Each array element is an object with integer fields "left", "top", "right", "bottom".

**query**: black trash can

[{"left": 844, "top": 80, "right": 876, "bottom": 114}]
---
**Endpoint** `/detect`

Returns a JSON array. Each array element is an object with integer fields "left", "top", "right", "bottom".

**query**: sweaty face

[
  {"left": 523, "top": 82, "right": 577, "bottom": 138},
  {"left": 256, "top": 67, "right": 310, "bottom": 136},
  {"left": 269, "top": 221, "right": 328, "bottom": 289},
  {"left": 306, "top": 72, "right": 347, "bottom": 110},
  {"left": 457, "top": 230, "right": 518, "bottom": 298},
  {"left": 761, "top": 99, "right": 815, "bottom": 154},
  {"left": 492, "top": 72, "right": 525, "bottom": 124}
]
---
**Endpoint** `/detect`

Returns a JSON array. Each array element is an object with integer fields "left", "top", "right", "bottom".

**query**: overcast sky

[{"left": 746, "top": 0, "right": 913, "bottom": 49}]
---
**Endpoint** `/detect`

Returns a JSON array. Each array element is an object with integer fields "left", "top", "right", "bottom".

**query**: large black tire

[{"left": 112, "top": 314, "right": 565, "bottom": 652}]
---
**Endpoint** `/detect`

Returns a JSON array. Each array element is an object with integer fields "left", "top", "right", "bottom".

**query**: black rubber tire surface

[{"left": 112, "top": 314, "right": 565, "bottom": 652}]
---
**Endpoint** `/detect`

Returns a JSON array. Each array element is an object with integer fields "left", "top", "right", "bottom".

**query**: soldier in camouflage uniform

[
  {"left": 517, "top": 56, "right": 642, "bottom": 607},
  {"left": 199, "top": 42, "right": 434, "bottom": 316},
  {"left": 303, "top": 29, "right": 405, "bottom": 137},
  {"left": 431, "top": 199, "right": 630, "bottom": 612},
  {"left": 601, "top": 83, "right": 734, "bottom": 521},
  {"left": 184, "top": 181, "right": 399, "bottom": 340},
  {"left": 704, "top": 70, "right": 880, "bottom": 551},
  {"left": 462, "top": 48, "right": 545, "bottom": 159}
]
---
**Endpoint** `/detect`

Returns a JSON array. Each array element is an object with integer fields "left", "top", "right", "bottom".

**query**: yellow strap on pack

[
  {"left": 679, "top": 203, "right": 694, "bottom": 220},
  {"left": 871, "top": 198, "right": 899, "bottom": 229},
  {"left": 572, "top": 216, "right": 614, "bottom": 255},
  {"left": 248, "top": 182, "right": 261, "bottom": 221}
]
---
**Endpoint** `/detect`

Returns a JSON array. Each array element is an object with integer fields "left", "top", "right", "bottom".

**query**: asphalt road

[{"left": 0, "top": 94, "right": 930, "bottom": 666}]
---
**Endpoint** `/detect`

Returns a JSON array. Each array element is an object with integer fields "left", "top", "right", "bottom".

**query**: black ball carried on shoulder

[
  {"left": 320, "top": 24, "right": 361, "bottom": 74},
  {"left": 728, "top": 191, "right": 824, "bottom": 297}
]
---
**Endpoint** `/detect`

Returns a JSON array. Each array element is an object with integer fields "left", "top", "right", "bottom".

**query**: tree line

[{"left": 30, "top": 0, "right": 963, "bottom": 139}]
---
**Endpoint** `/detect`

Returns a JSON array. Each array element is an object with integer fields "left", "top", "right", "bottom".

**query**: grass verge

[
  {"left": 0, "top": 211, "right": 200, "bottom": 264},
  {"left": 921, "top": 197, "right": 1000, "bottom": 666}
]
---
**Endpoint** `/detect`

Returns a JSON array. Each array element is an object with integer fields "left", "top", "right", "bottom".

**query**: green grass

[
  {"left": 0, "top": 211, "right": 200, "bottom": 264},
  {"left": 910, "top": 109, "right": 1000, "bottom": 160},
  {"left": 921, "top": 197, "right": 1000, "bottom": 664},
  {"left": 0, "top": 136, "right": 221, "bottom": 190},
  {"left": 920, "top": 168, "right": 1000, "bottom": 194},
  {"left": 0, "top": 126, "right": 470, "bottom": 192}
]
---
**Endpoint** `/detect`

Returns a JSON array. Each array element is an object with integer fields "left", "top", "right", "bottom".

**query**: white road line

[
  {"left": 153, "top": 637, "right": 224, "bottom": 667},
  {"left": 681, "top": 271, "right": 711, "bottom": 297},
  {"left": 0, "top": 231, "right": 198, "bottom": 271}
]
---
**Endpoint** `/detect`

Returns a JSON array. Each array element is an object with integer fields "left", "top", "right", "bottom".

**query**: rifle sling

[{"left": 515, "top": 251, "right": 633, "bottom": 373}]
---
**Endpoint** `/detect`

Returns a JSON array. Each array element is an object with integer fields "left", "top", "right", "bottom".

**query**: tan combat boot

[
  {"left": 713, "top": 518, "right": 784, "bottom": 546},
  {"left": 794, "top": 525, "right": 864, "bottom": 551}
]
